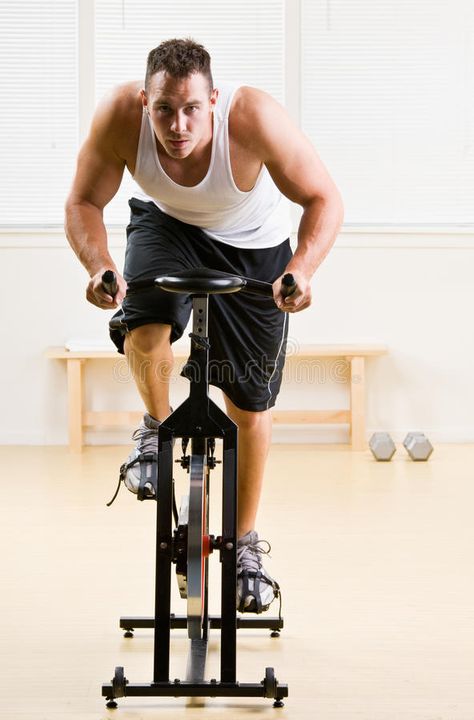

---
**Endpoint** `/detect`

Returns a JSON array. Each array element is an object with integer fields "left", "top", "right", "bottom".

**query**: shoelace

[
  {"left": 237, "top": 539, "right": 272, "bottom": 574},
  {"left": 131, "top": 425, "right": 159, "bottom": 453}
]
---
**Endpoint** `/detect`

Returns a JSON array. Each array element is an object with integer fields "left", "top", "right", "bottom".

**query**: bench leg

[
  {"left": 349, "top": 356, "right": 366, "bottom": 450},
  {"left": 67, "top": 358, "right": 84, "bottom": 453}
]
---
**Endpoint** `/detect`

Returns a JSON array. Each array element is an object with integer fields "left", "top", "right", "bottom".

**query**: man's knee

[
  {"left": 124, "top": 323, "right": 172, "bottom": 357},
  {"left": 224, "top": 397, "right": 270, "bottom": 431}
]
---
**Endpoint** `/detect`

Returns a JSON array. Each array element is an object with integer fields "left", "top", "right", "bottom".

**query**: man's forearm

[
  {"left": 286, "top": 195, "right": 344, "bottom": 278},
  {"left": 65, "top": 200, "right": 117, "bottom": 277}
]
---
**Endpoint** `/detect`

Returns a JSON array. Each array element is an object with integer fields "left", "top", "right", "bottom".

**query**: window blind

[
  {"left": 0, "top": 1, "right": 78, "bottom": 225},
  {"left": 301, "top": 0, "right": 474, "bottom": 224}
]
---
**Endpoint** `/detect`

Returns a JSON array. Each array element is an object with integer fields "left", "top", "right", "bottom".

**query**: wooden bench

[{"left": 46, "top": 344, "right": 388, "bottom": 453}]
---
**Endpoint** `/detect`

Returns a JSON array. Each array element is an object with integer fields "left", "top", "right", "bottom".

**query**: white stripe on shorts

[{"left": 265, "top": 311, "right": 289, "bottom": 410}]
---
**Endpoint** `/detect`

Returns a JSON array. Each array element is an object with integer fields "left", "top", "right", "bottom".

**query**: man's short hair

[{"left": 145, "top": 38, "right": 213, "bottom": 92}]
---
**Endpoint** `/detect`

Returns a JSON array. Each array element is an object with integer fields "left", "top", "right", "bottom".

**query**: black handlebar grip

[
  {"left": 281, "top": 272, "right": 297, "bottom": 298},
  {"left": 101, "top": 270, "right": 118, "bottom": 297}
]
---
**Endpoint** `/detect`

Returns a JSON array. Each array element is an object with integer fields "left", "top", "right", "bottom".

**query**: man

[{"left": 65, "top": 38, "right": 343, "bottom": 614}]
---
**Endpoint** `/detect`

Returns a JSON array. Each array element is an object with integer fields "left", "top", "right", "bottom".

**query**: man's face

[{"left": 142, "top": 71, "right": 218, "bottom": 160}]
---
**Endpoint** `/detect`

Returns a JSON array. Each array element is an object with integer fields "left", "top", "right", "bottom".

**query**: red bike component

[{"left": 202, "top": 534, "right": 211, "bottom": 558}]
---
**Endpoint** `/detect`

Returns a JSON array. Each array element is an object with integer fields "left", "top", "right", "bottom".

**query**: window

[
  {"left": 2, "top": 1, "right": 472, "bottom": 228},
  {"left": 301, "top": 0, "right": 474, "bottom": 224},
  {"left": 0, "top": 1, "right": 78, "bottom": 225}
]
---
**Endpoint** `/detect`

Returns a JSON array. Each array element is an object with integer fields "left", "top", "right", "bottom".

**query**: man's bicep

[
  {"left": 245, "top": 93, "right": 338, "bottom": 206},
  {"left": 265, "top": 129, "right": 339, "bottom": 207},
  {"left": 67, "top": 138, "right": 125, "bottom": 211}
]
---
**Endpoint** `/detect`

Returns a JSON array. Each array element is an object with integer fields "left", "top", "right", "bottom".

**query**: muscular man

[{"left": 65, "top": 38, "right": 343, "bottom": 613}]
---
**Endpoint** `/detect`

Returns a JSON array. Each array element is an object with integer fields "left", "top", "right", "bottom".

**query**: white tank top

[{"left": 132, "top": 84, "right": 292, "bottom": 248}]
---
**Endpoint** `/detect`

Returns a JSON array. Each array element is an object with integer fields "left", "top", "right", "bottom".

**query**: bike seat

[{"left": 155, "top": 268, "right": 245, "bottom": 295}]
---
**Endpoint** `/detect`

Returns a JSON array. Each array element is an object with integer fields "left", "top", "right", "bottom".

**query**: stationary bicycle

[{"left": 100, "top": 267, "right": 295, "bottom": 708}]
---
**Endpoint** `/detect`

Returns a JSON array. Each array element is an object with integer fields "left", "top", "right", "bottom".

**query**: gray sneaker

[
  {"left": 236, "top": 531, "right": 280, "bottom": 613},
  {"left": 121, "top": 413, "right": 161, "bottom": 499}
]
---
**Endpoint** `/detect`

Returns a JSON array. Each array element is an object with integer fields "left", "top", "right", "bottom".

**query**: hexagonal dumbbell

[
  {"left": 403, "top": 432, "right": 433, "bottom": 461},
  {"left": 369, "top": 432, "right": 396, "bottom": 461}
]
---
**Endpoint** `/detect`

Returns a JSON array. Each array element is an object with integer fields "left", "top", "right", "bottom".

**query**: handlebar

[
  {"left": 280, "top": 273, "right": 297, "bottom": 298},
  {"left": 238, "top": 272, "right": 296, "bottom": 298},
  {"left": 122, "top": 268, "right": 297, "bottom": 298},
  {"left": 101, "top": 270, "right": 118, "bottom": 297}
]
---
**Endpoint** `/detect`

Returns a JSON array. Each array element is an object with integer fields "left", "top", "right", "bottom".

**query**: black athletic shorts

[{"left": 110, "top": 198, "right": 293, "bottom": 412}]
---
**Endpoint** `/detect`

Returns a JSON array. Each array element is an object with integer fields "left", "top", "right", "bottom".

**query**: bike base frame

[
  {"left": 102, "top": 288, "right": 288, "bottom": 708},
  {"left": 102, "top": 680, "right": 288, "bottom": 704}
]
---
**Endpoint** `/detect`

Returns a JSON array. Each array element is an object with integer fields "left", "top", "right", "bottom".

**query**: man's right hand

[{"left": 86, "top": 269, "right": 127, "bottom": 309}]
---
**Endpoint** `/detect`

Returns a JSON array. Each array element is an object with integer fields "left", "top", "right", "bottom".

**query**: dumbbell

[
  {"left": 403, "top": 432, "right": 433, "bottom": 461},
  {"left": 369, "top": 432, "right": 396, "bottom": 461}
]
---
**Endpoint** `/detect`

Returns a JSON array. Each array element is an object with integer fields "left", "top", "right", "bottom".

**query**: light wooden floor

[{"left": 1, "top": 443, "right": 473, "bottom": 720}]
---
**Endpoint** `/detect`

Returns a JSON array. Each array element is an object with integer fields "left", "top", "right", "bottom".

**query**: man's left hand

[{"left": 273, "top": 272, "right": 312, "bottom": 313}]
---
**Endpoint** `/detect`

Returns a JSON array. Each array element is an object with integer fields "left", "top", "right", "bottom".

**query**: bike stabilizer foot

[{"left": 102, "top": 674, "right": 288, "bottom": 706}]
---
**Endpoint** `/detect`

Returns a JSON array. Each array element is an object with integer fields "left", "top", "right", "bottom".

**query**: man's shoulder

[
  {"left": 97, "top": 81, "right": 143, "bottom": 124},
  {"left": 230, "top": 85, "right": 273, "bottom": 114},
  {"left": 229, "top": 86, "right": 286, "bottom": 155},
  {"left": 230, "top": 86, "right": 284, "bottom": 128},
  {"left": 90, "top": 81, "right": 142, "bottom": 158}
]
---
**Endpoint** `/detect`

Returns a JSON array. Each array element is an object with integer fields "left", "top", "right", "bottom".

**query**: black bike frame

[{"left": 102, "top": 270, "right": 289, "bottom": 706}]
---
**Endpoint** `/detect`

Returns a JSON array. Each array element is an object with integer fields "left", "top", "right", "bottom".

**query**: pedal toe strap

[
  {"left": 137, "top": 452, "right": 158, "bottom": 501},
  {"left": 237, "top": 569, "right": 277, "bottom": 614},
  {"left": 106, "top": 464, "right": 126, "bottom": 507}
]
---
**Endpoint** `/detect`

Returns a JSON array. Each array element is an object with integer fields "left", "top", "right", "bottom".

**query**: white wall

[
  {"left": 2, "top": 2, "right": 472, "bottom": 445},
  {"left": 2, "top": 226, "right": 472, "bottom": 445}
]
